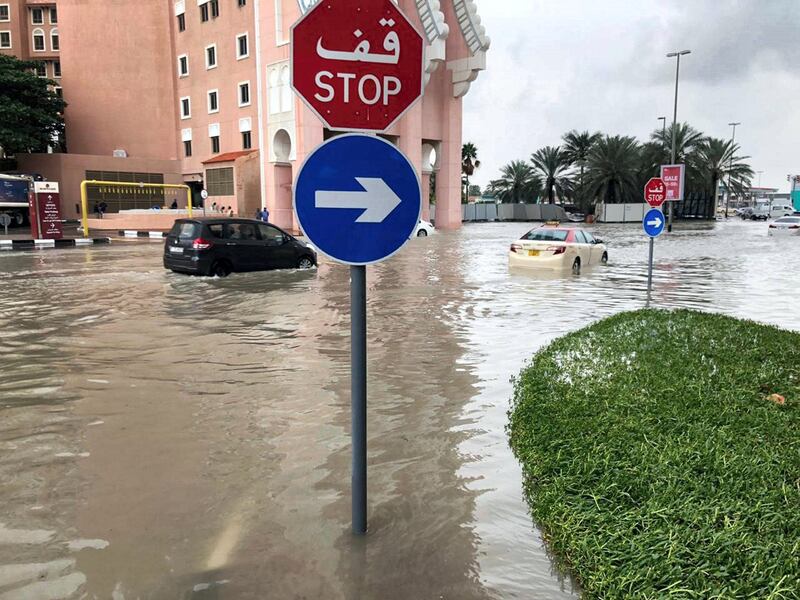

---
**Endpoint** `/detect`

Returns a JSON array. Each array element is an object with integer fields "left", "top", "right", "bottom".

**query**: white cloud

[{"left": 464, "top": 0, "right": 800, "bottom": 192}]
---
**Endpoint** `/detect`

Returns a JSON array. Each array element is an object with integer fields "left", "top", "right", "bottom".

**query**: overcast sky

[{"left": 463, "top": 0, "right": 800, "bottom": 192}]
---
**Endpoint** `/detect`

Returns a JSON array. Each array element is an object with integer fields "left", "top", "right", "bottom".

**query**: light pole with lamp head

[
  {"left": 666, "top": 50, "right": 691, "bottom": 232},
  {"left": 725, "top": 122, "right": 741, "bottom": 218}
]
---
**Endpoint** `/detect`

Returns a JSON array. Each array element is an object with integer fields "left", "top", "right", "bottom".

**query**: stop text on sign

[{"left": 292, "top": 0, "right": 424, "bottom": 132}]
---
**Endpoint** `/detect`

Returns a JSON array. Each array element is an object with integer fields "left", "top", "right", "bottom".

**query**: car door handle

[{"left": 224, "top": 242, "right": 236, "bottom": 246}]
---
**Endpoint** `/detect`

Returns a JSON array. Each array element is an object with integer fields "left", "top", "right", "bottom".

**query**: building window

[
  {"left": 200, "top": 2, "right": 209, "bottom": 22},
  {"left": 236, "top": 33, "right": 249, "bottom": 59},
  {"left": 178, "top": 54, "right": 188, "bottom": 77},
  {"left": 238, "top": 81, "right": 250, "bottom": 107},
  {"left": 53, "top": 60, "right": 61, "bottom": 78},
  {"left": 274, "top": 0, "right": 284, "bottom": 44},
  {"left": 50, "top": 7, "right": 57, "bottom": 23},
  {"left": 205, "top": 44, "right": 217, "bottom": 69},
  {"left": 0, "top": 31, "right": 10, "bottom": 49},
  {"left": 0, "top": 5, "right": 9, "bottom": 22},
  {"left": 32, "top": 28, "right": 45, "bottom": 51},
  {"left": 211, "top": 136, "right": 220, "bottom": 154},
  {"left": 177, "top": 13, "right": 185, "bottom": 31},
  {"left": 30, "top": 7, "right": 43, "bottom": 24},
  {"left": 50, "top": 28, "right": 58, "bottom": 51},
  {"left": 34, "top": 62, "right": 46, "bottom": 77},
  {"left": 184, "top": 140, "right": 193, "bottom": 157},
  {"left": 242, "top": 131, "right": 252, "bottom": 150},
  {"left": 180, "top": 96, "right": 191, "bottom": 119},
  {"left": 207, "top": 89, "right": 219, "bottom": 113},
  {"left": 238, "top": 0, "right": 246, "bottom": 6},
  {"left": 54, "top": 86, "right": 62, "bottom": 98},
  {"left": 210, "top": 0, "right": 219, "bottom": 18},
  {"left": 207, "top": 167, "right": 234, "bottom": 196}
]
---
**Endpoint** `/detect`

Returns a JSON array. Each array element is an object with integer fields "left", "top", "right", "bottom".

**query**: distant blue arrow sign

[
  {"left": 643, "top": 208, "right": 665, "bottom": 238},
  {"left": 294, "top": 134, "right": 422, "bottom": 265}
]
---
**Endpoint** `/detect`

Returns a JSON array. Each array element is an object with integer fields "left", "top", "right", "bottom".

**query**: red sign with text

[
  {"left": 660, "top": 164, "right": 685, "bottom": 202},
  {"left": 291, "top": 0, "right": 424, "bottom": 132},
  {"left": 644, "top": 177, "right": 667, "bottom": 208},
  {"left": 31, "top": 181, "right": 63, "bottom": 239}
]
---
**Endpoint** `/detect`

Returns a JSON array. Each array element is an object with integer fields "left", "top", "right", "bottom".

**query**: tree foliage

[
  {"left": 530, "top": 146, "right": 572, "bottom": 204},
  {"left": 0, "top": 54, "right": 66, "bottom": 155},
  {"left": 487, "top": 160, "right": 542, "bottom": 203}
]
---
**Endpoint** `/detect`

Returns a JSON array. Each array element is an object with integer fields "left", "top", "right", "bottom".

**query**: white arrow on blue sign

[
  {"left": 643, "top": 208, "right": 666, "bottom": 238},
  {"left": 294, "top": 134, "right": 422, "bottom": 265}
]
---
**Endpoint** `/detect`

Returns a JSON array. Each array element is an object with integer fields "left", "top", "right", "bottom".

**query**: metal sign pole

[
  {"left": 647, "top": 237, "right": 654, "bottom": 297},
  {"left": 351, "top": 265, "right": 368, "bottom": 535}
]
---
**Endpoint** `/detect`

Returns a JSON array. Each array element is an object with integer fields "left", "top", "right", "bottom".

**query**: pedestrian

[
  {"left": 212, "top": 202, "right": 218, "bottom": 213},
  {"left": 260, "top": 207, "right": 270, "bottom": 223},
  {"left": 170, "top": 199, "right": 178, "bottom": 209},
  {"left": 227, "top": 206, "right": 234, "bottom": 217},
  {"left": 99, "top": 201, "right": 107, "bottom": 219},
  {"left": 93, "top": 202, "right": 101, "bottom": 218}
]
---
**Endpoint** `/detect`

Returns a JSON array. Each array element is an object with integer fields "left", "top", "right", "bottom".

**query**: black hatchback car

[{"left": 163, "top": 218, "right": 317, "bottom": 277}]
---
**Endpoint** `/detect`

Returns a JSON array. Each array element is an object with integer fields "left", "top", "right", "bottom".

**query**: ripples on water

[{"left": 0, "top": 221, "right": 797, "bottom": 599}]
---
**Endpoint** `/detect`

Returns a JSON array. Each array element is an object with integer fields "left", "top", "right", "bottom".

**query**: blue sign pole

[
  {"left": 643, "top": 208, "right": 665, "bottom": 299},
  {"left": 294, "top": 134, "right": 421, "bottom": 535}
]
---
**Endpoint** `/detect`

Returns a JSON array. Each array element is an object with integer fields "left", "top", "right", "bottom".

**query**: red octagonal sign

[
  {"left": 644, "top": 177, "right": 667, "bottom": 208},
  {"left": 291, "top": 0, "right": 425, "bottom": 132}
]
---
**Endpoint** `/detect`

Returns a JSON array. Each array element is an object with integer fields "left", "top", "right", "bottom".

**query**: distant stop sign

[
  {"left": 291, "top": 0, "right": 424, "bottom": 132},
  {"left": 644, "top": 177, "right": 667, "bottom": 208}
]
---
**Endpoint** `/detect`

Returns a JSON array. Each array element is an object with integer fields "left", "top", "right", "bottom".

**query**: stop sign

[
  {"left": 644, "top": 177, "right": 667, "bottom": 208},
  {"left": 291, "top": 0, "right": 424, "bottom": 132}
]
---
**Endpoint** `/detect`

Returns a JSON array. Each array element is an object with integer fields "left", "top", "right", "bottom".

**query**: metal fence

[{"left": 596, "top": 195, "right": 715, "bottom": 223}]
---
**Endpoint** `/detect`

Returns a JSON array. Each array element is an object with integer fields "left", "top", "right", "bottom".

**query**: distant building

[{"left": 5, "top": 0, "right": 491, "bottom": 230}]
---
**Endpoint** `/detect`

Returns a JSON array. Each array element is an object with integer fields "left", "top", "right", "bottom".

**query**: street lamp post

[
  {"left": 725, "top": 122, "right": 741, "bottom": 218},
  {"left": 667, "top": 50, "right": 691, "bottom": 233},
  {"left": 658, "top": 116, "right": 667, "bottom": 146},
  {"left": 757, "top": 171, "right": 764, "bottom": 189}
]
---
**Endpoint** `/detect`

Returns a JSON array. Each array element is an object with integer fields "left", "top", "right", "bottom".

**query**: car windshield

[{"left": 522, "top": 228, "right": 569, "bottom": 242}]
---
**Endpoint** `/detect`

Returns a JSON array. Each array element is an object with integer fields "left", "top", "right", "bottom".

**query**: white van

[{"left": 751, "top": 202, "right": 796, "bottom": 221}]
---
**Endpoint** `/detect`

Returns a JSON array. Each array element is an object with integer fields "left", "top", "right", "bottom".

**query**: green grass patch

[{"left": 508, "top": 309, "right": 800, "bottom": 599}]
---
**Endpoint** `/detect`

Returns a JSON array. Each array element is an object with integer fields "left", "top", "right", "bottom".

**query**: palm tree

[
  {"left": 530, "top": 146, "right": 572, "bottom": 204},
  {"left": 695, "top": 138, "right": 754, "bottom": 207},
  {"left": 462, "top": 142, "right": 481, "bottom": 203},
  {"left": 585, "top": 135, "right": 642, "bottom": 204},
  {"left": 487, "top": 161, "right": 542, "bottom": 203},
  {"left": 562, "top": 131, "right": 601, "bottom": 210}
]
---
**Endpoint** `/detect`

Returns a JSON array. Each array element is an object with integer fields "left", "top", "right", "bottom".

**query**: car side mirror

[{"left": 594, "top": 239, "right": 603, "bottom": 244}]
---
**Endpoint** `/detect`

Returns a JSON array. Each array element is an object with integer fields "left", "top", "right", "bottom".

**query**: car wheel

[
  {"left": 210, "top": 261, "right": 232, "bottom": 278},
  {"left": 571, "top": 257, "right": 581, "bottom": 274},
  {"left": 417, "top": 229, "right": 428, "bottom": 237},
  {"left": 297, "top": 256, "right": 315, "bottom": 270},
  {"left": 13, "top": 212, "right": 24, "bottom": 226},
  {"left": 601, "top": 252, "right": 609, "bottom": 264}
]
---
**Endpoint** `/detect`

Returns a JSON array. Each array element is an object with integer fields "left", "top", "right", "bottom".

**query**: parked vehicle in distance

[
  {"left": 414, "top": 220, "right": 435, "bottom": 237},
  {"left": 164, "top": 218, "right": 317, "bottom": 277},
  {"left": 768, "top": 203, "right": 797, "bottom": 219},
  {"left": 0, "top": 174, "right": 32, "bottom": 226},
  {"left": 768, "top": 216, "right": 800, "bottom": 237},
  {"left": 509, "top": 222, "right": 608, "bottom": 273}
]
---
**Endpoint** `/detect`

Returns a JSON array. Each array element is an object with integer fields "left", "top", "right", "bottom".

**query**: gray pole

[
  {"left": 725, "top": 122, "right": 740, "bottom": 219},
  {"left": 666, "top": 50, "right": 690, "bottom": 233},
  {"left": 647, "top": 237, "right": 655, "bottom": 300},
  {"left": 351, "top": 265, "right": 368, "bottom": 536}
]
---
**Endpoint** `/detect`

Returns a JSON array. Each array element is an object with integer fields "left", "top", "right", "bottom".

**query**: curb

[
  {"left": 0, "top": 238, "right": 111, "bottom": 250},
  {"left": 119, "top": 231, "right": 165, "bottom": 239}
]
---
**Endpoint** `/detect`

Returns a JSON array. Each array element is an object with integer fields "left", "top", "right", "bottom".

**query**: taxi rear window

[{"left": 523, "top": 229, "right": 569, "bottom": 242}]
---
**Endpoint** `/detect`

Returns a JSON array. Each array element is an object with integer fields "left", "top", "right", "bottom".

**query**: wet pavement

[{"left": 0, "top": 220, "right": 798, "bottom": 599}]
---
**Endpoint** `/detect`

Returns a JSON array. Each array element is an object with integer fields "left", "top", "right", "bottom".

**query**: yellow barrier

[{"left": 79, "top": 180, "right": 193, "bottom": 237}]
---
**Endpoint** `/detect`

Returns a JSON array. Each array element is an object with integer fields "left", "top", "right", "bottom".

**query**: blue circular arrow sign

[
  {"left": 643, "top": 208, "right": 666, "bottom": 238},
  {"left": 294, "top": 134, "right": 422, "bottom": 265}
]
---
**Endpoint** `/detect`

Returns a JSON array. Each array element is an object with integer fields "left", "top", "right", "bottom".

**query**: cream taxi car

[{"left": 509, "top": 223, "right": 608, "bottom": 273}]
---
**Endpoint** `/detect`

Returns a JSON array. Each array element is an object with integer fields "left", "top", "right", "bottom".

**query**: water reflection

[{"left": 0, "top": 220, "right": 798, "bottom": 598}]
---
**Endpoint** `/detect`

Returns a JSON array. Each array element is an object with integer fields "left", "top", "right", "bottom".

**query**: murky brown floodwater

[{"left": 1, "top": 220, "right": 798, "bottom": 599}]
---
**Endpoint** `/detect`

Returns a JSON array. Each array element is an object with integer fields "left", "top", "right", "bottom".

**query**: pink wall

[
  {"left": 17, "top": 153, "right": 183, "bottom": 220},
  {"left": 58, "top": 0, "right": 177, "bottom": 160}
]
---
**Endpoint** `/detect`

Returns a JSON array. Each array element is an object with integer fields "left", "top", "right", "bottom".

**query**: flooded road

[{"left": 1, "top": 220, "right": 798, "bottom": 599}]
